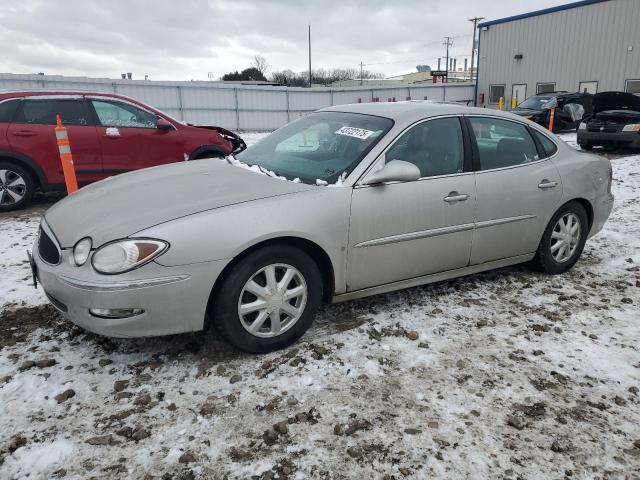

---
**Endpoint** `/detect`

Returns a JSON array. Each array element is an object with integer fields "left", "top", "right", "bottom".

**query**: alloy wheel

[
  {"left": 237, "top": 263, "right": 308, "bottom": 338},
  {"left": 0, "top": 169, "right": 27, "bottom": 206},
  {"left": 550, "top": 213, "right": 581, "bottom": 263}
]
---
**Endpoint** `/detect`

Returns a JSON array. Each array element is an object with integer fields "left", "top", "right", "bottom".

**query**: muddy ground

[{"left": 0, "top": 144, "right": 639, "bottom": 479}]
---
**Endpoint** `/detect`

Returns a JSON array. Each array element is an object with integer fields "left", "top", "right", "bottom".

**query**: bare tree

[
  {"left": 270, "top": 67, "right": 383, "bottom": 86},
  {"left": 251, "top": 55, "right": 268, "bottom": 76}
]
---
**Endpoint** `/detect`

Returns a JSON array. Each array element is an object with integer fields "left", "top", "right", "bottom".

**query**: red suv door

[
  {"left": 7, "top": 98, "right": 103, "bottom": 185},
  {"left": 88, "top": 97, "right": 187, "bottom": 173}
]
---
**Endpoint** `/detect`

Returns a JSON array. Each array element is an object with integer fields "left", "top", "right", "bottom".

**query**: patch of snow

[{"left": 2, "top": 439, "right": 75, "bottom": 477}]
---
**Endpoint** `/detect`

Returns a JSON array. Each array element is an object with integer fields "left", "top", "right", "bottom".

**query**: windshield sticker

[{"left": 335, "top": 126, "right": 375, "bottom": 140}]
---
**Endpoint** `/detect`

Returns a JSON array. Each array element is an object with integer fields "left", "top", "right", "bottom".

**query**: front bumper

[
  {"left": 33, "top": 236, "right": 230, "bottom": 338},
  {"left": 577, "top": 130, "right": 640, "bottom": 149}
]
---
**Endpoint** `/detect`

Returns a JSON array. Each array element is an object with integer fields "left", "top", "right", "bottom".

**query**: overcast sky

[{"left": 0, "top": 0, "right": 570, "bottom": 81}]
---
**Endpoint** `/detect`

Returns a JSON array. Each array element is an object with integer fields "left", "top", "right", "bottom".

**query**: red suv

[{"left": 0, "top": 90, "right": 245, "bottom": 211}]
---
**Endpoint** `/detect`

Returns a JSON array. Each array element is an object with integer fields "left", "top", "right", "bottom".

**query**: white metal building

[{"left": 475, "top": 0, "right": 640, "bottom": 109}]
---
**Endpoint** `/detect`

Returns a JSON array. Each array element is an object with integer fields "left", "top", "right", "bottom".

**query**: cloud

[{"left": 0, "top": 0, "right": 568, "bottom": 80}]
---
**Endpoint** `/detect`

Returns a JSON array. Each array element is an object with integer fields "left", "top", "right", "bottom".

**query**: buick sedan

[{"left": 31, "top": 102, "right": 614, "bottom": 352}]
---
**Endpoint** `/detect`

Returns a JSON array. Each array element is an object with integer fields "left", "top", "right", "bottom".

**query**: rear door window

[
  {"left": 532, "top": 130, "right": 558, "bottom": 158},
  {"left": 469, "top": 117, "right": 539, "bottom": 170},
  {"left": 14, "top": 99, "right": 91, "bottom": 125},
  {"left": 0, "top": 99, "right": 20, "bottom": 123}
]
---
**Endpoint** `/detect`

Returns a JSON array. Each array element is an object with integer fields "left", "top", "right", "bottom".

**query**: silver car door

[
  {"left": 466, "top": 116, "right": 563, "bottom": 265},
  {"left": 347, "top": 116, "right": 476, "bottom": 292}
]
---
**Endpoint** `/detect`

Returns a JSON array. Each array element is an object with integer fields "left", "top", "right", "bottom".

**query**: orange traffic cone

[{"left": 55, "top": 114, "right": 78, "bottom": 194}]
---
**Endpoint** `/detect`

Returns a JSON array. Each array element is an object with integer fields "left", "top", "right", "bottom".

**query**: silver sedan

[{"left": 31, "top": 102, "right": 614, "bottom": 352}]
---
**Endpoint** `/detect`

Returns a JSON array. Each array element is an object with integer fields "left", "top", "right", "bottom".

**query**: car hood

[
  {"left": 512, "top": 108, "right": 544, "bottom": 117},
  {"left": 592, "top": 91, "right": 640, "bottom": 114},
  {"left": 45, "top": 159, "right": 315, "bottom": 248}
]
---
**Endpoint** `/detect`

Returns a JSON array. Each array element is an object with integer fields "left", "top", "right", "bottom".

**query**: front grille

[
  {"left": 38, "top": 226, "right": 61, "bottom": 264},
  {"left": 587, "top": 123, "right": 622, "bottom": 133}
]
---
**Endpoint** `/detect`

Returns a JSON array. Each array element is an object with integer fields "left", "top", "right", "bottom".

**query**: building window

[
  {"left": 489, "top": 84, "right": 505, "bottom": 104},
  {"left": 625, "top": 79, "right": 640, "bottom": 94},
  {"left": 537, "top": 82, "right": 556, "bottom": 94}
]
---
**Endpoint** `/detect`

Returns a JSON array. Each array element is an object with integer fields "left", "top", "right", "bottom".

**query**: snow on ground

[{"left": 0, "top": 133, "right": 639, "bottom": 479}]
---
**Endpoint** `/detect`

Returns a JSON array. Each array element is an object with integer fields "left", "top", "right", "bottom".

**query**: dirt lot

[{"left": 1, "top": 136, "right": 639, "bottom": 479}]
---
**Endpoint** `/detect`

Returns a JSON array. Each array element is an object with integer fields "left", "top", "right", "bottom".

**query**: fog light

[{"left": 89, "top": 308, "right": 144, "bottom": 319}]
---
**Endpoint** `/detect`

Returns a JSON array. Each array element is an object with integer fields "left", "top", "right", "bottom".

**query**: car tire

[
  {"left": 210, "top": 245, "right": 323, "bottom": 353},
  {"left": 532, "top": 201, "right": 589, "bottom": 275},
  {"left": 578, "top": 143, "right": 593, "bottom": 150},
  {"left": 193, "top": 151, "right": 224, "bottom": 160},
  {"left": 0, "top": 162, "right": 35, "bottom": 212}
]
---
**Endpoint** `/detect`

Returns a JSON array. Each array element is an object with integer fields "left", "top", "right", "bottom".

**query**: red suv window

[
  {"left": 0, "top": 99, "right": 20, "bottom": 122},
  {"left": 14, "top": 99, "right": 91, "bottom": 126}
]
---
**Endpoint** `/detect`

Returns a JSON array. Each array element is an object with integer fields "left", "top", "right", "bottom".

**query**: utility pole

[
  {"left": 308, "top": 25, "right": 312, "bottom": 88},
  {"left": 443, "top": 36, "right": 453, "bottom": 83},
  {"left": 468, "top": 17, "right": 485, "bottom": 83},
  {"left": 360, "top": 61, "right": 364, "bottom": 86}
]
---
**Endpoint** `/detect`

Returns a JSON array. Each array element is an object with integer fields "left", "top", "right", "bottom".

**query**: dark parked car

[
  {"left": 0, "top": 90, "right": 246, "bottom": 211},
  {"left": 577, "top": 91, "right": 640, "bottom": 150},
  {"left": 512, "top": 92, "right": 592, "bottom": 132}
]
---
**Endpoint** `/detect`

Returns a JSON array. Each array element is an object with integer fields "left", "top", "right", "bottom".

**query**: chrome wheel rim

[
  {"left": 550, "top": 213, "right": 581, "bottom": 263},
  {"left": 238, "top": 263, "right": 308, "bottom": 338},
  {"left": 0, "top": 169, "right": 27, "bottom": 205}
]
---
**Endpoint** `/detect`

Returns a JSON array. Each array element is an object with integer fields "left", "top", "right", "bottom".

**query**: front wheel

[
  {"left": 532, "top": 202, "right": 589, "bottom": 274},
  {"left": 210, "top": 245, "right": 323, "bottom": 353},
  {"left": 0, "top": 162, "right": 35, "bottom": 212}
]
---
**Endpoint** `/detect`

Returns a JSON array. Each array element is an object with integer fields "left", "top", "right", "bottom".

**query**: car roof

[
  {"left": 0, "top": 89, "right": 135, "bottom": 102},
  {"left": 320, "top": 100, "right": 528, "bottom": 123}
]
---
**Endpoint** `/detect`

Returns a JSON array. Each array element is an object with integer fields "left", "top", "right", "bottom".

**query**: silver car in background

[{"left": 31, "top": 102, "right": 614, "bottom": 353}]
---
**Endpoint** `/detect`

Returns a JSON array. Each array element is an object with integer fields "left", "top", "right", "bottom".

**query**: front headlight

[
  {"left": 621, "top": 123, "right": 640, "bottom": 132},
  {"left": 73, "top": 237, "right": 92, "bottom": 266},
  {"left": 578, "top": 122, "right": 587, "bottom": 130},
  {"left": 92, "top": 239, "right": 168, "bottom": 274}
]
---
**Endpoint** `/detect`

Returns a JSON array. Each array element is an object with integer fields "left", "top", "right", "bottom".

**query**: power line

[{"left": 468, "top": 17, "right": 485, "bottom": 83}]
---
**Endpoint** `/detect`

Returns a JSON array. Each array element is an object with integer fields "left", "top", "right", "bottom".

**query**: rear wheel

[
  {"left": 578, "top": 143, "right": 593, "bottom": 150},
  {"left": 532, "top": 201, "right": 588, "bottom": 274},
  {"left": 211, "top": 245, "right": 322, "bottom": 353},
  {"left": 0, "top": 162, "right": 35, "bottom": 212}
]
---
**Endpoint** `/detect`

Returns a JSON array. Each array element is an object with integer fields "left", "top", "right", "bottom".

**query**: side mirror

[
  {"left": 156, "top": 117, "right": 173, "bottom": 131},
  {"left": 363, "top": 160, "right": 421, "bottom": 185}
]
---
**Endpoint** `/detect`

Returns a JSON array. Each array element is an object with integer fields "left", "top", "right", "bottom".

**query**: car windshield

[
  {"left": 516, "top": 96, "right": 555, "bottom": 110},
  {"left": 235, "top": 112, "right": 393, "bottom": 184}
]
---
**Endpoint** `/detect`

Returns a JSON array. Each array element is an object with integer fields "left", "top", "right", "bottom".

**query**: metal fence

[{"left": 0, "top": 73, "right": 475, "bottom": 131}]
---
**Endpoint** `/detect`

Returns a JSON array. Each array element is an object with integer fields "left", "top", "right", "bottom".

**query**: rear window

[
  {"left": 532, "top": 130, "right": 558, "bottom": 157},
  {"left": 0, "top": 99, "right": 20, "bottom": 123},
  {"left": 14, "top": 99, "right": 90, "bottom": 125}
]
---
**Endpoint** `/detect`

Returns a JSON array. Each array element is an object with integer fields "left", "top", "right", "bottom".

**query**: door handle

[
  {"left": 444, "top": 192, "right": 470, "bottom": 203},
  {"left": 538, "top": 180, "right": 558, "bottom": 190},
  {"left": 12, "top": 130, "right": 37, "bottom": 137}
]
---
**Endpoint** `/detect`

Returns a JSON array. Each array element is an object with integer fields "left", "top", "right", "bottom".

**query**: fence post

[
  {"left": 176, "top": 85, "right": 184, "bottom": 121},
  {"left": 234, "top": 87, "right": 240, "bottom": 132},
  {"left": 286, "top": 89, "right": 291, "bottom": 123}
]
